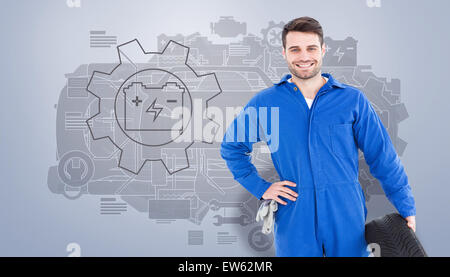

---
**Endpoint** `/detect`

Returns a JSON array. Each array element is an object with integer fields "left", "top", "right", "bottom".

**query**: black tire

[{"left": 365, "top": 213, "right": 427, "bottom": 257}]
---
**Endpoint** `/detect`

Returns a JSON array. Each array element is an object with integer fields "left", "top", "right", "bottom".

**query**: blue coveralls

[{"left": 220, "top": 73, "right": 416, "bottom": 257}]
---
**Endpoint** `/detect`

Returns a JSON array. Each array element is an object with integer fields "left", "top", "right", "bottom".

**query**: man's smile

[{"left": 295, "top": 62, "right": 315, "bottom": 69}]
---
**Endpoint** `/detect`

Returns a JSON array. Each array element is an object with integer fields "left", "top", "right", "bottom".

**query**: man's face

[{"left": 282, "top": 31, "right": 325, "bottom": 80}]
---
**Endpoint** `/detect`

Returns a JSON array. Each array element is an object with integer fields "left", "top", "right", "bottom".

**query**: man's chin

[
  {"left": 291, "top": 68, "right": 320, "bottom": 80},
  {"left": 294, "top": 72, "right": 317, "bottom": 80}
]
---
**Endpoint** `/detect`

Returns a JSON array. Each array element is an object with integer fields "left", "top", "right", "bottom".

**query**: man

[{"left": 220, "top": 16, "right": 416, "bottom": 257}]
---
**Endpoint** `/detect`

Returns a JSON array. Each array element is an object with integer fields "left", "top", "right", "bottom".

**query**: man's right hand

[{"left": 261, "top": 181, "right": 298, "bottom": 205}]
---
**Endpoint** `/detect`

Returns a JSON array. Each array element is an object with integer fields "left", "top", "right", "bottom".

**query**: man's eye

[
  {"left": 291, "top": 49, "right": 298, "bottom": 52},
  {"left": 308, "top": 48, "right": 316, "bottom": 51}
]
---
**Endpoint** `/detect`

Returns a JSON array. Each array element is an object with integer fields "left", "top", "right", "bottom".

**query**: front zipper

[{"left": 307, "top": 86, "right": 328, "bottom": 248}]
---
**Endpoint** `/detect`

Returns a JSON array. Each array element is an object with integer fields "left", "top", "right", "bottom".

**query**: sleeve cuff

[
  {"left": 399, "top": 209, "right": 416, "bottom": 218},
  {"left": 386, "top": 185, "right": 416, "bottom": 219}
]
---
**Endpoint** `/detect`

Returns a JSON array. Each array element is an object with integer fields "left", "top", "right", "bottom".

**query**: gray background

[{"left": 1, "top": 0, "right": 449, "bottom": 256}]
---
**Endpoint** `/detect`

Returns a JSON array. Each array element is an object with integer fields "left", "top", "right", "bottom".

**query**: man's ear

[
  {"left": 282, "top": 47, "right": 286, "bottom": 59},
  {"left": 322, "top": 43, "right": 326, "bottom": 57}
]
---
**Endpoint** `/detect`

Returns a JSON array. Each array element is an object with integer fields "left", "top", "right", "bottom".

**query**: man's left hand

[{"left": 405, "top": 216, "right": 416, "bottom": 232}]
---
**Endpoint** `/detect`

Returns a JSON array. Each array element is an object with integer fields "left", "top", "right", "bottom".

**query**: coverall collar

[{"left": 274, "top": 72, "right": 345, "bottom": 95}]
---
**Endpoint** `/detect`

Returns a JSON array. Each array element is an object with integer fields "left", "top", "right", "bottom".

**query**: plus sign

[{"left": 132, "top": 96, "right": 142, "bottom": 106}]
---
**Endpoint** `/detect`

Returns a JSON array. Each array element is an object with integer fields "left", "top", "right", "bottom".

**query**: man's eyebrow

[{"left": 288, "top": 45, "right": 319, "bottom": 50}]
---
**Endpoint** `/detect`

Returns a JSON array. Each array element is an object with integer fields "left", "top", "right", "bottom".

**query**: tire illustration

[{"left": 365, "top": 213, "right": 427, "bottom": 257}]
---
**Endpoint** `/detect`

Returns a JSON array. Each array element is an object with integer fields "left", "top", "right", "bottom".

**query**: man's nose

[{"left": 298, "top": 52, "right": 311, "bottom": 62}]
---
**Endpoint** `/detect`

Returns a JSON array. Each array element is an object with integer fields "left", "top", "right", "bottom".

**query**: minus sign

[{"left": 167, "top": 100, "right": 177, "bottom": 103}]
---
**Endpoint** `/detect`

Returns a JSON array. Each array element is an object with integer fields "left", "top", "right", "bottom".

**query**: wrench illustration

[
  {"left": 213, "top": 214, "right": 251, "bottom": 226},
  {"left": 209, "top": 199, "right": 244, "bottom": 211}
]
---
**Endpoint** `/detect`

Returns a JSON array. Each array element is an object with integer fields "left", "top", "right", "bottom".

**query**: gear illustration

[
  {"left": 261, "top": 20, "right": 285, "bottom": 53},
  {"left": 86, "top": 39, "right": 222, "bottom": 175}
]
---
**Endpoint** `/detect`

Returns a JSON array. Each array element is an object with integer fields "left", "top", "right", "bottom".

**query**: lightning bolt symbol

[
  {"left": 146, "top": 98, "right": 163, "bottom": 122},
  {"left": 333, "top": 47, "right": 345, "bottom": 63}
]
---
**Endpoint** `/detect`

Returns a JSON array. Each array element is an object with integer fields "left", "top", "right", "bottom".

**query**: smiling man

[{"left": 220, "top": 16, "right": 416, "bottom": 257}]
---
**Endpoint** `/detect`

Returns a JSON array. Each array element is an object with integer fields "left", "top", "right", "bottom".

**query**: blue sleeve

[
  {"left": 220, "top": 100, "right": 272, "bottom": 200},
  {"left": 353, "top": 91, "right": 416, "bottom": 218}
]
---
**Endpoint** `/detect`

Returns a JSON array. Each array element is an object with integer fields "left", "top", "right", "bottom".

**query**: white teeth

[{"left": 296, "top": 63, "right": 313, "bottom": 68}]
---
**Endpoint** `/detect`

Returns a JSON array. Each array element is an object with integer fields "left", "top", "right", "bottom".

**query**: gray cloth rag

[{"left": 255, "top": 199, "right": 278, "bottom": 234}]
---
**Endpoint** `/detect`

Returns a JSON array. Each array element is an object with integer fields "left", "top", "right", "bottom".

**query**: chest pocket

[{"left": 330, "top": 123, "right": 357, "bottom": 159}]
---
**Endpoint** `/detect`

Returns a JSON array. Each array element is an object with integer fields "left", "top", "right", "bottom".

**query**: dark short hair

[{"left": 282, "top": 16, "right": 324, "bottom": 49}]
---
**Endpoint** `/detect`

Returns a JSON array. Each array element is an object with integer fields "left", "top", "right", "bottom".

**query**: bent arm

[
  {"left": 220, "top": 102, "right": 271, "bottom": 200},
  {"left": 353, "top": 91, "right": 416, "bottom": 218}
]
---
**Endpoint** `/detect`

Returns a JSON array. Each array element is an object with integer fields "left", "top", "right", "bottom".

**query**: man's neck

[{"left": 290, "top": 72, "right": 327, "bottom": 99}]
